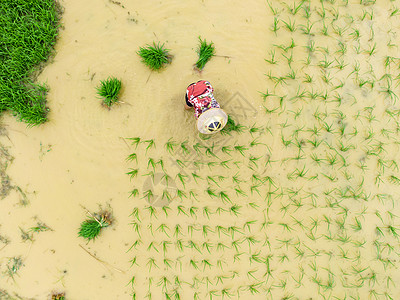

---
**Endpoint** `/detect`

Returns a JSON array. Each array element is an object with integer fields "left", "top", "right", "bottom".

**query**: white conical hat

[{"left": 197, "top": 108, "right": 228, "bottom": 134}]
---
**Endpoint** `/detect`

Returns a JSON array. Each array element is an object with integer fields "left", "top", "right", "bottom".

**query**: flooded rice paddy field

[{"left": 1, "top": 0, "right": 400, "bottom": 299}]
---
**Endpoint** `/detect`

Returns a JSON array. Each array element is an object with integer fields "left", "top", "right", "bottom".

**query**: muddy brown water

[{"left": 1, "top": 0, "right": 400, "bottom": 299}]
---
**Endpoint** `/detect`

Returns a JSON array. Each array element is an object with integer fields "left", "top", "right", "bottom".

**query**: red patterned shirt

[{"left": 186, "top": 80, "right": 220, "bottom": 119}]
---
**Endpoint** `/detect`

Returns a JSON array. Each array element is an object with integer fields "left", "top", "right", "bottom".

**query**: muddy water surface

[{"left": 2, "top": 0, "right": 400, "bottom": 299}]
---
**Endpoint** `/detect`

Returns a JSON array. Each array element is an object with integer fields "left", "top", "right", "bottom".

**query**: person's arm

[{"left": 185, "top": 92, "right": 193, "bottom": 110}]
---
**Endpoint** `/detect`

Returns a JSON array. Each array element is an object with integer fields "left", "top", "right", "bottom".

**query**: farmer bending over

[{"left": 184, "top": 80, "right": 227, "bottom": 134}]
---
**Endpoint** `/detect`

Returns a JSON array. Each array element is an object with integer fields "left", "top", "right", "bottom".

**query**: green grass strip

[{"left": 0, "top": 0, "right": 62, "bottom": 125}]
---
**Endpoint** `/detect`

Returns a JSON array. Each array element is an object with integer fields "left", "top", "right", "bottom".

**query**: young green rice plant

[
  {"left": 126, "top": 153, "right": 138, "bottom": 163},
  {"left": 78, "top": 210, "right": 112, "bottom": 241},
  {"left": 220, "top": 191, "right": 231, "bottom": 204},
  {"left": 142, "top": 189, "right": 155, "bottom": 203},
  {"left": 144, "top": 139, "right": 156, "bottom": 152},
  {"left": 266, "top": 0, "right": 280, "bottom": 15},
  {"left": 282, "top": 18, "right": 297, "bottom": 32},
  {"left": 156, "top": 158, "right": 165, "bottom": 173},
  {"left": 180, "top": 140, "right": 190, "bottom": 155},
  {"left": 205, "top": 145, "right": 218, "bottom": 158},
  {"left": 221, "top": 145, "right": 233, "bottom": 155},
  {"left": 165, "top": 138, "right": 177, "bottom": 154},
  {"left": 127, "top": 137, "right": 141, "bottom": 149},
  {"left": 192, "top": 142, "right": 205, "bottom": 155},
  {"left": 127, "top": 168, "right": 138, "bottom": 180},
  {"left": 176, "top": 189, "right": 187, "bottom": 200},
  {"left": 207, "top": 161, "right": 218, "bottom": 169},
  {"left": 137, "top": 42, "right": 172, "bottom": 71},
  {"left": 286, "top": 0, "right": 306, "bottom": 15},
  {"left": 96, "top": 77, "right": 122, "bottom": 108},
  {"left": 195, "top": 37, "right": 215, "bottom": 71},
  {"left": 271, "top": 17, "right": 280, "bottom": 34},
  {"left": 221, "top": 115, "right": 244, "bottom": 135},
  {"left": 299, "top": 20, "right": 314, "bottom": 35},
  {"left": 206, "top": 175, "right": 220, "bottom": 187},
  {"left": 234, "top": 145, "right": 248, "bottom": 156},
  {"left": 146, "top": 257, "right": 158, "bottom": 271},
  {"left": 282, "top": 52, "right": 294, "bottom": 67},
  {"left": 389, "top": 175, "right": 400, "bottom": 185},
  {"left": 206, "top": 187, "right": 217, "bottom": 198},
  {"left": 380, "top": 81, "right": 399, "bottom": 103}
]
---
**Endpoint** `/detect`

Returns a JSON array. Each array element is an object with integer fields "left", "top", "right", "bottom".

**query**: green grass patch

[
  {"left": 137, "top": 42, "right": 172, "bottom": 71},
  {"left": 0, "top": 0, "right": 62, "bottom": 125},
  {"left": 195, "top": 37, "right": 215, "bottom": 71},
  {"left": 96, "top": 77, "right": 122, "bottom": 108}
]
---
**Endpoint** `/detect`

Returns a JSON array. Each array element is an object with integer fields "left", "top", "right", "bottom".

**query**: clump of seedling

[
  {"left": 137, "top": 42, "right": 172, "bottom": 71},
  {"left": 195, "top": 37, "right": 215, "bottom": 71},
  {"left": 52, "top": 293, "right": 65, "bottom": 300},
  {"left": 78, "top": 209, "right": 113, "bottom": 241},
  {"left": 96, "top": 77, "right": 122, "bottom": 108}
]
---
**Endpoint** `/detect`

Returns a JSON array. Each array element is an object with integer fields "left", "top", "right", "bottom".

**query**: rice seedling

[
  {"left": 192, "top": 142, "right": 205, "bottom": 155},
  {"left": 380, "top": 81, "right": 399, "bottom": 103},
  {"left": 127, "top": 168, "right": 138, "bottom": 180},
  {"left": 143, "top": 189, "right": 155, "bottom": 203},
  {"left": 205, "top": 145, "right": 218, "bottom": 158},
  {"left": 220, "top": 115, "right": 245, "bottom": 135},
  {"left": 180, "top": 141, "right": 190, "bottom": 155},
  {"left": 221, "top": 146, "right": 233, "bottom": 155},
  {"left": 205, "top": 187, "right": 217, "bottom": 198},
  {"left": 271, "top": 17, "right": 280, "bottom": 34},
  {"left": 282, "top": 18, "right": 297, "bottom": 32},
  {"left": 96, "top": 77, "right": 122, "bottom": 108},
  {"left": 137, "top": 42, "right": 172, "bottom": 71},
  {"left": 266, "top": 0, "right": 280, "bottom": 15},
  {"left": 220, "top": 191, "right": 231, "bottom": 204},
  {"left": 127, "top": 137, "right": 141, "bottom": 149},
  {"left": 126, "top": 153, "right": 138, "bottom": 163},
  {"left": 165, "top": 138, "right": 177, "bottom": 154},
  {"left": 144, "top": 139, "right": 156, "bottom": 152},
  {"left": 233, "top": 145, "right": 248, "bottom": 156},
  {"left": 195, "top": 37, "right": 215, "bottom": 71},
  {"left": 78, "top": 210, "right": 112, "bottom": 241}
]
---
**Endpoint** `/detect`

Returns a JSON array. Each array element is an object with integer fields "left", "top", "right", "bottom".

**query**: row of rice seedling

[{"left": 125, "top": 0, "right": 400, "bottom": 299}]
